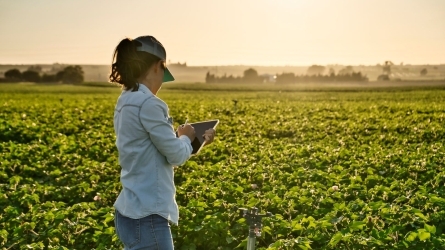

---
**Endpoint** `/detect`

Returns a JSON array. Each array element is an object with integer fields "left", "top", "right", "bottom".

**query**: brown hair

[{"left": 109, "top": 38, "right": 161, "bottom": 91}]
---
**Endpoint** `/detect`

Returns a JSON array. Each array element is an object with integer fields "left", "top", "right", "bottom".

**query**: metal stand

[{"left": 238, "top": 207, "right": 273, "bottom": 250}]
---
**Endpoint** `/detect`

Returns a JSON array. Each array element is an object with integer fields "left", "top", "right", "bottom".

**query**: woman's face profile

[{"left": 143, "top": 60, "right": 165, "bottom": 94}]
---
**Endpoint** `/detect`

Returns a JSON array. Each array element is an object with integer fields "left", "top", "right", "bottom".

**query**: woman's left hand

[{"left": 203, "top": 128, "right": 216, "bottom": 145}]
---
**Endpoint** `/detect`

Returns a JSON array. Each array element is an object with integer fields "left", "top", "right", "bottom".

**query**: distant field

[
  {"left": 2, "top": 80, "right": 445, "bottom": 93},
  {"left": 1, "top": 84, "right": 445, "bottom": 249},
  {"left": 161, "top": 80, "right": 445, "bottom": 92}
]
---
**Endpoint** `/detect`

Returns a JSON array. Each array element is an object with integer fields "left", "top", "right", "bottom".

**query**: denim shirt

[{"left": 113, "top": 83, "right": 192, "bottom": 225}]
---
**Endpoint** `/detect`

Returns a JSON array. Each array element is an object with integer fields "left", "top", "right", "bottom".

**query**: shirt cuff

[{"left": 179, "top": 135, "right": 192, "bottom": 144}]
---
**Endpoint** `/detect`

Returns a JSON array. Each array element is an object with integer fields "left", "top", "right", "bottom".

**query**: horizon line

[{"left": 1, "top": 63, "right": 444, "bottom": 67}]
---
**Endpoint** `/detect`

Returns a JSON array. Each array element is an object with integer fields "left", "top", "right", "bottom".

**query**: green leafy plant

[{"left": 1, "top": 84, "right": 445, "bottom": 249}]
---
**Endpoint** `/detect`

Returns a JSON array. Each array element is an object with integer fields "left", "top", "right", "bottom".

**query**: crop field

[{"left": 1, "top": 83, "right": 445, "bottom": 249}]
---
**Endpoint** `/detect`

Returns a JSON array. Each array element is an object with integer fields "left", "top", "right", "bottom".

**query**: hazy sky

[{"left": 1, "top": 0, "right": 444, "bottom": 66}]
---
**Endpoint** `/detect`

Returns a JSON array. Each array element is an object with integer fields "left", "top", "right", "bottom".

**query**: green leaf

[
  {"left": 262, "top": 226, "right": 272, "bottom": 235},
  {"left": 406, "top": 232, "right": 417, "bottom": 242},
  {"left": 414, "top": 212, "right": 428, "bottom": 221},
  {"left": 334, "top": 202, "right": 346, "bottom": 210},
  {"left": 0, "top": 229, "right": 9, "bottom": 238},
  {"left": 292, "top": 221, "right": 303, "bottom": 231},
  {"left": 104, "top": 227, "right": 114, "bottom": 235},
  {"left": 328, "top": 232, "right": 343, "bottom": 247},
  {"left": 226, "top": 236, "right": 234, "bottom": 244},
  {"left": 237, "top": 218, "right": 246, "bottom": 224},
  {"left": 369, "top": 201, "right": 384, "bottom": 210},
  {"left": 430, "top": 195, "right": 445, "bottom": 205},
  {"left": 424, "top": 224, "right": 436, "bottom": 234},
  {"left": 236, "top": 238, "right": 248, "bottom": 249},
  {"left": 103, "top": 214, "right": 114, "bottom": 224},
  {"left": 349, "top": 221, "right": 366, "bottom": 231},
  {"left": 418, "top": 229, "right": 430, "bottom": 241},
  {"left": 331, "top": 215, "right": 344, "bottom": 224}
]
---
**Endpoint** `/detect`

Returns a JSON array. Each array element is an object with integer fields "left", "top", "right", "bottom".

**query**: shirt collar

[{"left": 137, "top": 83, "right": 154, "bottom": 96}]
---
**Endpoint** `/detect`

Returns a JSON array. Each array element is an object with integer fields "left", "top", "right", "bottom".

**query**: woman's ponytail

[{"left": 109, "top": 38, "right": 159, "bottom": 91}]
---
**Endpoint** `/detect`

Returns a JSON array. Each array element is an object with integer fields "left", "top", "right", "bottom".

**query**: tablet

[{"left": 176, "top": 119, "right": 219, "bottom": 155}]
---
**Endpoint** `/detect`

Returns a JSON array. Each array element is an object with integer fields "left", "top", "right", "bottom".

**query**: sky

[{"left": 0, "top": 0, "right": 444, "bottom": 66}]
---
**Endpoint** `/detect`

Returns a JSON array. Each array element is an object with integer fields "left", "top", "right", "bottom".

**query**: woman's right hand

[{"left": 177, "top": 124, "right": 196, "bottom": 142}]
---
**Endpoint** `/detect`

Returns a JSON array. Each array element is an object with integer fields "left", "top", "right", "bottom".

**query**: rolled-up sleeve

[{"left": 139, "top": 98, "right": 193, "bottom": 166}]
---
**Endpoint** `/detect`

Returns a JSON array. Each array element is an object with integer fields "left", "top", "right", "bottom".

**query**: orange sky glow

[{"left": 0, "top": 0, "right": 444, "bottom": 66}]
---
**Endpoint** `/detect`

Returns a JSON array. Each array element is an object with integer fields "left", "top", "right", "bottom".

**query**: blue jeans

[{"left": 115, "top": 210, "right": 174, "bottom": 250}]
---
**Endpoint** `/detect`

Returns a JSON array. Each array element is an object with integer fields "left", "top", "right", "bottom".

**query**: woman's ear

[
  {"left": 147, "top": 61, "right": 161, "bottom": 75},
  {"left": 156, "top": 60, "right": 163, "bottom": 72}
]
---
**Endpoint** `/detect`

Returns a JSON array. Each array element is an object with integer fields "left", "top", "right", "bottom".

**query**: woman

[{"left": 109, "top": 35, "right": 216, "bottom": 250}]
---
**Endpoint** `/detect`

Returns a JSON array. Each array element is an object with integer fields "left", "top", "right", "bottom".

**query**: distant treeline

[
  {"left": 0, "top": 65, "right": 84, "bottom": 83},
  {"left": 275, "top": 72, "right": 368, "bottom": 84},
  {"left": 206, "top": 68, "right": 262, "bottom": 84},
  {"left": 206, "top": 66, "right": 368, "bottom": 84}
]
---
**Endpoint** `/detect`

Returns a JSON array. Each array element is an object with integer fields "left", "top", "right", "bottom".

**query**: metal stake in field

[{"left": 238, "top": 207, "right": 273, "bottom": 250}]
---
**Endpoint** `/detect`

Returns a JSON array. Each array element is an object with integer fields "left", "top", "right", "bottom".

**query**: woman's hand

[
  {"left": 203, "top": 128, "right": 216, "bottom": 145},
  {"left": 177, "top": 124, "right": 196, "bottom": 142}
]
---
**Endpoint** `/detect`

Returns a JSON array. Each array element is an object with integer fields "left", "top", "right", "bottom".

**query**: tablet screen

[{"left": 176, "top": 119, "right": 219, "bottom": 155}]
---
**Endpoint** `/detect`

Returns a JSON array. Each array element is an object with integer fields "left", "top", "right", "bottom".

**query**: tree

[
  {"left": 41, "top": 74, "right": 57, "bottom": 82},
  {"left": 56, "top": 71, "right": 65, "bottom": 82},
  {"left": 276, "top": 73, "right": 295, "bottom": 84},
  {"left": 307, "top": 65, "right": 325, "bottom": 75},
  {"left": 420, "top": 68, "right": 428, "bottom": 76},
  {"left": 49, "top": 63, "right": 64, "bottom": 74},
  {"left": 4, "top": 69, "right": 22, "bottom": 81},
  {"left": 22, "top": 70, "right": 40, "bottom": 82},
  {"left": 27, "top": 65, "right": 42, "bottom": 73},
  {"left": 243, "top": 68, "right": 259, "bottom": 83},
  {"left": 61, "top": 65, "right": 84, "bottom": 83},
  {"left": 338, "top": 66, "right": 354, "bottom": 75},
  {"left": 205, "top": 72, "right": 216, "bottom": 83}
]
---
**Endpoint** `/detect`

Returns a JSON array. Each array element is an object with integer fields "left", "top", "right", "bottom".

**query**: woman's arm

[{"left": 139, "top": 98, "right": 193, "bottom": 166}]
